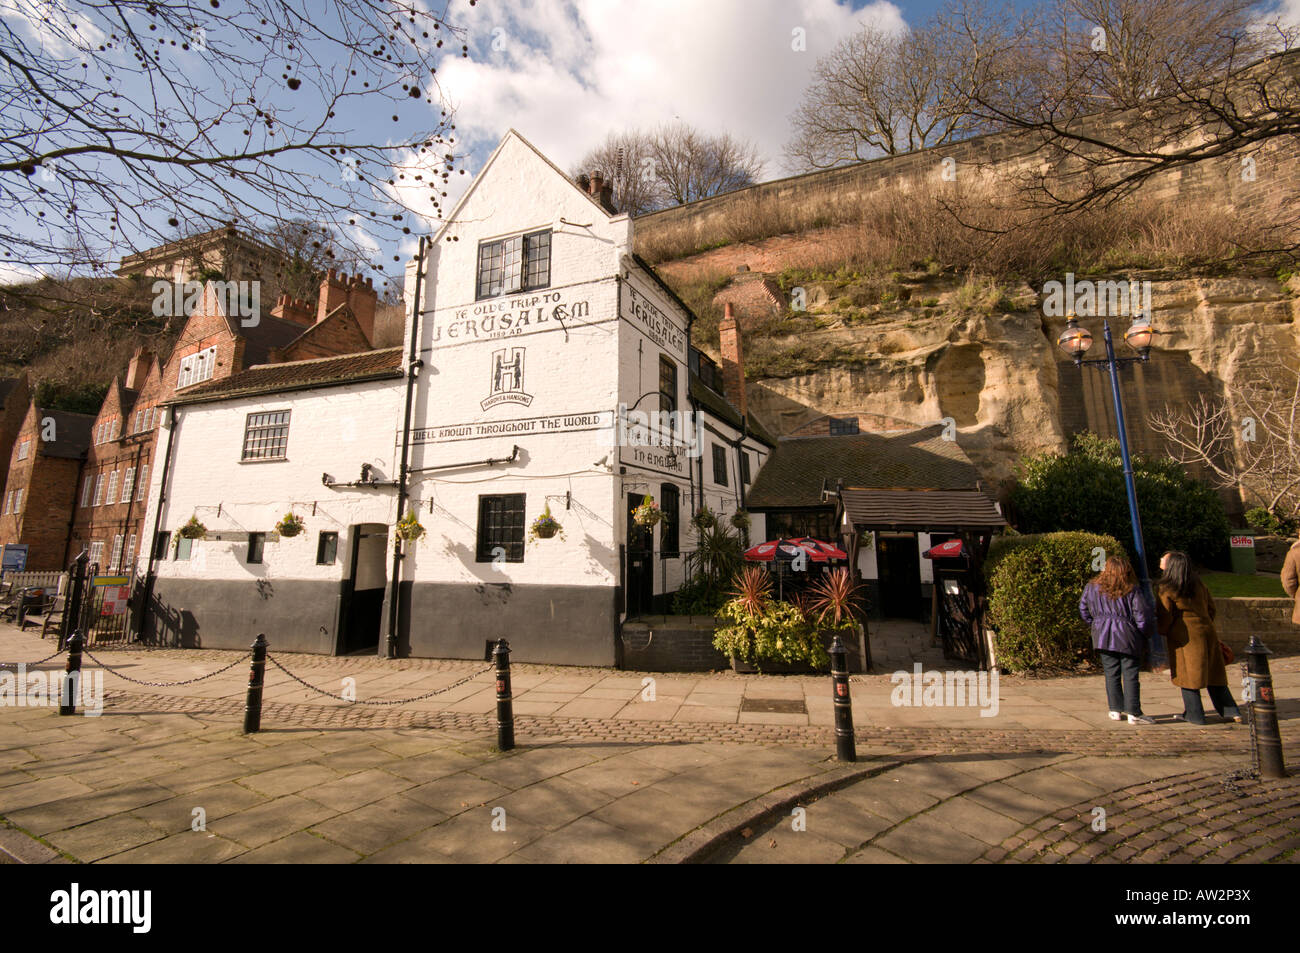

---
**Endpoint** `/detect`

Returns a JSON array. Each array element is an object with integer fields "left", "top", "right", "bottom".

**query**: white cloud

[{"left": 431, "top": 0, "right": 906, "bottom": 215}]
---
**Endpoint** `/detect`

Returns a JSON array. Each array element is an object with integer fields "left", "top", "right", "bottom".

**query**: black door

[
  {"left": 878, "top": 533, "right": 921, "bottom": 618},
  {"left": 339, "top": 524, "right": 387, "bottom": 654},
  {"left": 626, "top": 495, "right": 653, "bottom": 617}
]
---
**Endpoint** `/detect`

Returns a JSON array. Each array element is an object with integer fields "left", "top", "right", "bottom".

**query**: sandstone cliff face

[{"left": 687, "top": 267, "right": 1299, "bottom": 500}]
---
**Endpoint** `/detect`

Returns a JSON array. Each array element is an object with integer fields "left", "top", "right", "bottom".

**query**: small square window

[
  {"left": 175, "top": 536, "right": 193, "bottom": 561},
  {"left": 242, "top": 410, "right": 291, "bottom": 461},
  {"left": 248, "top": 532, "right": 265, "bottom": 564},
  {"left": 316, "top": 531, "right": 338, "bottom": 565},
  {"left": 829, "top": 416, "right": 859, "bottom": 436},
  {"left": 476, "top": 494, "right": 526, "bottom": 562}
]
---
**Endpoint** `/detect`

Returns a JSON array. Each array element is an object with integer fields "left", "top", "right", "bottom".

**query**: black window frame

[
  {"left": 711, "top": 444, "right": 728, "bottom": 487},
  {"left": 475, "top": 229, "right": 552, "bottom": 300},
  {"left": 740, "top": 451, "right": 751, "bottom": 485},
  {"left": 316, "top": 531, "right": 339, "bottom": 565},
  {"left": 660, "top": 484, "right": 680, "bottom": 558},
  {"left": 476, "top": 493, "right": 526, "bottom": 562},
  {"left": 241, "top": 409, "right": 291, "bottom": 462},
  {"left": 659, "top": 355, "right": 677, "bottom": 417},
  {"left": 247, "top": 532, "right": 265, "bottom": 564},
  {"left": 153, "top": 531, "right": 170, "bottom": 560}
]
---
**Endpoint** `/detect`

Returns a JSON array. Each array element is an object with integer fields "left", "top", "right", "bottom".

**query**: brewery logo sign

[{"left": 482, "top": 347, "right": 533, "bottom": 410}]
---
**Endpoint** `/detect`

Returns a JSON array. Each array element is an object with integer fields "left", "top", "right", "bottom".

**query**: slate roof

[
  {"left": 746, "top": 425, "right": 982, "bottom": 509},
  {"left": 841, "top": 488, "right": 1007, "bottom": 531},
  {"left": 36, "top": 410, "right": 95, "bottom": 459},
  {"left": 168, "top": 348, "right": 403, "bottom": 405},
  {"left": 236, "top": 313, "right": 314, "bottom": 366}
]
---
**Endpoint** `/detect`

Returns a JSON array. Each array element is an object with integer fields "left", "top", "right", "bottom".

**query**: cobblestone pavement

[{"left": 2, "top": 625, "right": 1297, "bottom": 863}]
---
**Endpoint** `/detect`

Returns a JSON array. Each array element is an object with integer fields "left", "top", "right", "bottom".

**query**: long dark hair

[{"left": 1158, "top": 551, "right": 1200, "bottom": 601}]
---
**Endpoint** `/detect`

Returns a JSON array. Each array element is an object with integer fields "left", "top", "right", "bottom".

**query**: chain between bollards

[
  {"left": 1244, "top": 636, "right": 1286, "bottom": 779},
  {"left": 243, "top": 634, "right": 268, "bottom": 734},
  {"left": 830, "top": 635, "right": 856, "bottom": 762},
  {"left": 493, "top": 638, "right": 515, "bottom": 752},
  {"left": 58, "top": 632, "right": 83, "bottom": 716}
]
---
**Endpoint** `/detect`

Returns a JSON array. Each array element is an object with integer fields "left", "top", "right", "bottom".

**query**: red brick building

[
  {"left": 66, "top": 271, "right": 379, "bottom": 578},
  {"left": 0, "top": 374, "right": 32, "bottom": 498},
  {"left": 0, "top": 403, "right": 94, "bottom": 570}
]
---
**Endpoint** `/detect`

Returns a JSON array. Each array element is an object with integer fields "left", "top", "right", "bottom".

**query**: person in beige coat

[
  {"left": 1156, "top": 551, "right": 1242, "bottom": 726},
  {"left": 1282, "top": 539, "right": 1300, "bottom": 625}
]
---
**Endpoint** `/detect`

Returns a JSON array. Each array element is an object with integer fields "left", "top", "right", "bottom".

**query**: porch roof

[{"left": 841, "top": 487, "right": 1006, "bottom": 532}]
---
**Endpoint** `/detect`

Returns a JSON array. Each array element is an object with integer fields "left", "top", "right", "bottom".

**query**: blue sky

[{"left": 4, "top": 0, "right": 1297, "bottom": 282}]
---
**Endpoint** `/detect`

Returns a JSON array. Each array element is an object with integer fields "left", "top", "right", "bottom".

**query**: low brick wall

[
  {"left": 618, "top": 617, "right": 728, "bottom": 672},
  {"left": 1216, "top": 598, "right": 1299, "bottom": 655}
]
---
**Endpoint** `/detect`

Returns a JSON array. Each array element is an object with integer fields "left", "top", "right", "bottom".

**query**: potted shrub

[
  {"left": 529, "top": 504, "right": 564, "bottom": 542},
  {"left": 692, "top": 505, "right": 718, "bottom": 533},
  {"left": 275, "top": 512, "right": 305, "bottom": 538},
  {"left": 730, "top": 510, "right": 751, "bottom": 532},
  {"left": 633, "top": 496, "right": 663, "bottom": 527},
  {"left": 712, "top": 566, "right": 771, "bottom": 672},
  {"left": 808, "top": 567, "right": 867, "bottom": 670},
  {"left": 395, "top": 510, "right": 426, "bottom": 545}
]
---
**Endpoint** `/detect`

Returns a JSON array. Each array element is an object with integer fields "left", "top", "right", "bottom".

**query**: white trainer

[
  {"left": 1108, "top": 711, "right": 1122, "bottom": 721},
  {"left": 1127, "top": 714, "right": 1156, "bottom": 725}
]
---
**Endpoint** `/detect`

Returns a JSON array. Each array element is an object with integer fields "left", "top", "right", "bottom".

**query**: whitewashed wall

[{"left": 143, "top": 379, "right": 403, "bottom": 581}]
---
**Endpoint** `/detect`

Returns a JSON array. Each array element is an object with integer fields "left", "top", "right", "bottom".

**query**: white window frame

[
  {"left": 92, "top": 473, "right": 105, "bottom": 506},
  {"left": 137, "top": 465, "right": 149, "bottom": 502},
  {"left": 12, "top": 489, "right": 20, "bottom": 514},
  {"left": 88, "top": 541, "right": 104, "bottom": 567},
  {"left": 109, "top": 534, "right": 124, "bottom": 571},
  {"left": 81, "top": 477, "right": 94, "bottom": 508},
  {"left": 3, "top": 491, "right": 10, "bottom": 514},
  {"left": 177, "top": 346, "right": 218, "bottom": 389},
  {"left": 16, "top": 438, "right": 30, "bottom": 461},
  {"left": 121, "top": 467, "right": 136, "bottom": 501},
  {"left": 125, "top": 534, "right": 137, "bottom": 571},
  {"left": 105, "top": 470, "right": 120, "bottom": 505}
]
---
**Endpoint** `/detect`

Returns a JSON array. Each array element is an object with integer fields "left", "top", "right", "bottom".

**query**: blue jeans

[
  {"left": 1181, "top": 686, "right": 1240, "bottom": 724},
  {"left": 1099, "top": 650, "right": 1143, "bottom": 716}
]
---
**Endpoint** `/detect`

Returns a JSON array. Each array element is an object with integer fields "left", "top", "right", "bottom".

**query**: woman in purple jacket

[{"left": 1079, "top": 555, "right": 1154, "bottom": 725}]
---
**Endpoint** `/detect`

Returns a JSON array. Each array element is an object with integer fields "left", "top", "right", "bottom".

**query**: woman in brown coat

[{"left": 1155, "top": 551, "right": 1241, "bottom": 725}]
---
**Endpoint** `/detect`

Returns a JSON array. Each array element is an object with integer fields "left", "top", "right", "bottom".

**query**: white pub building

[{"left": 141, "top": 131, "right": 772, "bottom": 665}]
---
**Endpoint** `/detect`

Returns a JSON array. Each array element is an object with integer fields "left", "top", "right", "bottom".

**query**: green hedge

[{"left": 986, "top": 530, "right": 1125, "bottom": 674}]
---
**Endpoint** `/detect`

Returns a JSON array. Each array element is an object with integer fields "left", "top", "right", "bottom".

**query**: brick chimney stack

[
  {"left": 719, "top": 302, "right": 747, "bottom": 417},
  {"left": 315, "top": 269, "right": 378, "bottom": 345},
  {"left": 271, "top": 293, "right": 315, "bottom": 327},
  {"left": 124, "top": 348, "right": 153, "bottom": 392}
]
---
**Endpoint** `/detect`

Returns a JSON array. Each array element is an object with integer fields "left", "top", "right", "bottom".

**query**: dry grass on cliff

[{"left": 639, "top": 183, "right": 1290, "bottom": 282}]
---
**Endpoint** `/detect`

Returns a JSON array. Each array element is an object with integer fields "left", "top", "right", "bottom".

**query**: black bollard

[
  {"left": 1244, "top": 636, "right": 1286, "bottom": 779},
  {"left": 243, "top": 634, "right": 268, "bottom": 734},
  {"left": 59, "top": 631, "right": 84, "bottom": 716},
  {"left": 830, "top": 635, "right": 856, "bottom": 762},
  {"left": 493, "top": 638, "right": 515, "bottom": 752}
]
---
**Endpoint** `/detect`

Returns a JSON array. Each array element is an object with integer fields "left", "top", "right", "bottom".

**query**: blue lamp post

[{"left": 1058, "top": 312, "right": 1166, "bottom": 666}]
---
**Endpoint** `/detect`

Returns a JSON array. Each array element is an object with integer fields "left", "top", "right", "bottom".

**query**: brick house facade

[
  {"left": 0, "top": 404, "right": 94, "bottom": 570},
  {"left": 0, "top": 374, "right": 32, "bottom": 500}
]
